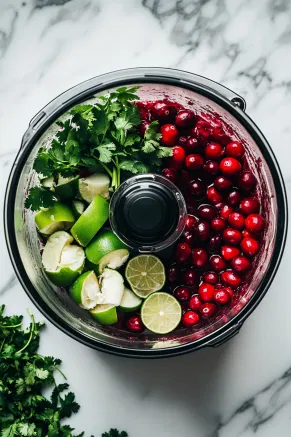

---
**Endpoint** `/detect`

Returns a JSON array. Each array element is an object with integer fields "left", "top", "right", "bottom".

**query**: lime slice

[
  {"left": 35, "top": 202, "right": 75, "bottom": 236},
  {"left": 41, "top": 176, "right": 55, "bottom": 189},
  {"left": 85, "top": 230, "right": 129, "bottom": 274},
  {"left": 99, "top": 268, "right": 124, "bottom": 306},
  {"left": 79, "top": 173, "right": 110, "bottom": 203},
  {"left": 70, "top": 195, "right": 109, "bottom": 246},
  {"left": 70, "top": 271, "right": 103, "bottom": 309},
  {"left": 42, "top": 231, "right": 85, "bottom": 286},
  {"left": 90, "top": 304, "right": 117, "bottom": 325},
  {"left": 54, "top": 175, "right": 79, "bottom": 200},
  {"left": 119, "top": 287, "right": 142, "bottom": 312},
  {"left": 71, "top": 200, "right": 85, "bottom": 218},
  {"left": 141, "top": 292, "right": 182, "bottom": 334},
  {"left": 125, "top": 255, "right": 166, "bottom": 298}
]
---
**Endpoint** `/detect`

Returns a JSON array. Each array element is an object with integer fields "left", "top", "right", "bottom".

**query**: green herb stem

[
  {"left": 99, "top": 162, "right": 113, "bottom": 178},
  {"left": 17, "top": 311, "right": 35, "bottom": 354}
]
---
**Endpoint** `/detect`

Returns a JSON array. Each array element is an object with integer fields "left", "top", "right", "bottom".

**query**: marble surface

[{"left": 1, "top": 0, "right": 291, "bottom": 435}]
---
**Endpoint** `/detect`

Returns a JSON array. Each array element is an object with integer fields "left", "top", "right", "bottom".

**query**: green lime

[
  {"left": 71, "top": 200, "right": 85, "bottom": 218},
  {"left": 141, "top": 292, "right": 182, "bottom": 334},
  {"left": 70, "top": 195, "right": 109, "bottom": 246},
  {"left": 125, "top": 255, "right": 166, "bottom": 298},
  {"left": 119, "top": 287, "right": 142, "bottom": 312},
  {"left": 35, "top": 202, "right": 75, "bottom": 236},
  {"left": 79, "top": 173, "right": 110, "bottom": 203},
  {"left": 42, "top": 231, "right": 85, "bottom": 286},
  {"left": 54, "top": 175, "right": 79, "bottom": 200},
  {"left": 70, "top": 271, "right": 103, "bottom": 309},
  {"left": 99, "top": 268, "right": 124, "bottom": 306},
  {"left": 90, "top": 304, "right": 117, "bottom": 325},
  {"left": 41, "top": 176, "right": 55, "bottom": 189},
  {"left": 85, "top": 230, "right": 129, "bottom": 274}
]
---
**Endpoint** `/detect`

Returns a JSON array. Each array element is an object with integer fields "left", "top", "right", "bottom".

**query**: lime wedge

[
  {"left": 35, "top": 202, "right": 75, "bottom": 236},
  {"left": 99, "top": 268, "right": 124, "bottom": 306},
  {"left": 90, "top": 304, "right": 117, "bottom": 325},
  {"left": 54, "top": 175, "right": 79, "bottom": 200},
  {"left": 71, "top": 200, "right": 85, "bottom": 218},
  {"left": 70, "top": 271, "right": 103, "bottom": 309},
  {"left": 141, "top": 292, "right": 182, "bottom": 334},
  {"left": 85, "top": 230, "right": 129, "bottom": 274},
  {"left": 41, "top": 176, "right": 55, "bottom": 189},
  {"left": 79, "top": 173, "right": 110, "bottom": 203},
  {"left": 70, "top": 195, "right": 109, "bottom": 246},
  {"left": 119, "top": 287, "right": 142, "bottom": 312},
  {"left": 125, "top": 255, "right": 166, "bottom": 298}
]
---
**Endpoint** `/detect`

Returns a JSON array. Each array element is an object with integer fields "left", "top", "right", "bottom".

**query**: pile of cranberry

[{"left": 137, "top": 99, "right": 265, "bottom": 331}]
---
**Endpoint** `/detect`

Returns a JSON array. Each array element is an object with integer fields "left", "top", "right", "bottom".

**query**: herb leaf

[{"left": 24, "top": 187, "right": 56, "bottom": 211}]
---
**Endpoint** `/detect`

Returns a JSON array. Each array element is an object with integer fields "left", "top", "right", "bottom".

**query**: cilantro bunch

[{"left": 25, "top": 86, "right": 172, "bottom": 211}]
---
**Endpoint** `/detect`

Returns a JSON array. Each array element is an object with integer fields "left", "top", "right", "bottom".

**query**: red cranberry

[
  {"left": 231, "top": 256, "right": 251, "bottom": 273},
  {"left": 139, "top": 121, "right": 150, "bottom": 136},
  {"left": 219, "top": 204, "right": 233, "bottom": 219},
  {"left": 214, "top": 288, "right": 231, "bottom": 305},
  {"left": 189, "top": 295, "right": 202, "bottom": 311},
  {"left": 228, "top": 212, "right": 245, "bottom": 230},
  {"left": 167, "top": 265, "right": 180, "bottom": 283},
  {"left": 160, "top": 124, "right": 179, "bottom": 147},
  {"left": 174, "top": 286, "right": 191, "bottom": 302},
  {"left": 181, "top": 230, "right": 195, "bottom": 246},
  {"left": 168, "top": 146, "right": 186, "bottom": 169},
  {"left": 220, "top": 157, "right": 241, "bottom": 176},
  {"left": 223, "top": 286, "right": 234, "bottom": 297},
  {"left": 205, "top": 142, "right": 224, "bottom": 160},
  {"left": 200, "top": 303, "right": 216, "bottom": 319},
  {"left": 182, "top": 268, "right": 197, "bottom": 286},
  {"left": 211, "top": 218, "right": 226, "bottom": 233},
  {"left": 207, "top": 186, "right": 223, "bottom": 204},
  {"left": 175, "top": 110, "right": 196, "bottom": 129},
  {"left": 193, "top": 119, "right": 212, "bottom": 145},
  {"left": 223, "top": 228, "right": 242, "bottom": 245},
  {"left": 225, "top": 141, "right": 244, "bottom": 158},
  {"left": 227, "top": 190, "right": 241, "bottom": 206},
  {"left": 214, "top": 176, "right": 232, "bottom": 191},
  {"left": 209, "top": 235, "right": 222, "bottom": 252},
  {"left": 209, "top": 255, "right": 226, "bottom": 272},
  {"left": 240, "top": 198, "right": 260, "bottom": 215},
  {"left": 203, "top": 271, "right": 219, "bottom": 285},
  {"left": 162, "top": 168, "right": 177, "bottom": 183},
  {"left": 192, "top": 248, "right": 208, "bottom": 268},
  {"left": 175, "top": 242, "right": 191, "bottom": 263},
  {"left": 185, "top": 154, "right": 205, "bottom": 170},
  {"left": 203, "top": 160, "right": 220, "bottom": 175},
  {"left": 242, "top": 229, "right": 255, "bottom": 239},
  {"left": 221, "top": 270, "right": 241, "bottom": 288},
  {"left": 185, "top": 137, "right": 199, "bottom": 153},
  {"left": 199, "top": 283, "right": 215, "bottom": 302},
  {"left": 197, "top": 221, "right": 210, "bottom": 241},
  {"left": 127, "top": 316, "right": 144, "bottom": 333},
  {"left": 239, "top": 172, "right": 256, "bottom": 191},
  {"left": 182, "top": 311, "right": 200, "bottom": 327},
  {"left": 152, "top": 102, "right": 176, "bottom": 121},
  {"left": 178, "top": 136, "right": 188, "bottom": 147},
  {"left": 197, "top": 204, "right": 217, "bottom": 221},
  {"left": 245, "top": 214, "right": 265, "bottom": 233},
  {"left": 189, "top": 179, "right": 206, "bottom": 197},
  {"left": 221, "top": 245, "right": 240, "bottom": 261},
  {"left": 185, "top": 214, "right": 198, "bottom": 231},
  {"left": 178, "top": 170, "right": 192, "bottom": 191},
  {"left": 241, "top": 237, "right": 260, "bottom": 257}
]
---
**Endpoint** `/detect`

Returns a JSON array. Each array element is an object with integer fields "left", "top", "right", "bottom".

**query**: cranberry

[
  {"left": 197, "top": 221, "right": 210, "bottom": 241},
  {"left": 197, "top": 204, "right": 217, "bottom": 220},
  {"left": 189, "top": 179, "right": 206, "bottom": 197},
  {"left": 245, "top": 214, "right": 265, "bottom": 233},
  {"left": 189, "top": 295, "right": 202, "bottom": 311},
  {"left": 219, "top": 204, "right": 233, "bottom": 219},
  {"left": 152, "top": 102, "right": 176, "bottom": 121},
  {"left": 203, "top": 271, "right": 219, "bottom": 285},
  {"left": 240, "top": 198, "right": 260, "bottom": 215},
  {"left": 175, "top": 110, "right": 196, "bottom": 128},
  {"left": 178, "top": 136, "right": 188, "bottom": 147},
  {"left": 231, "top": 256, "right": 251, "bottom": 273},
  {"left": 160, "top": 124, "right": 179, "bottom": 147},
  {"left": 127, "top": 316, "right": 144, "bottom": 333},
  {"left": 167, "top": 265, "right": 180, "bottom": 283},
  {"left": 209, "top": 255, "right": 226, "bottom": 272},
  {"left": 175, "top": 242, "right": 192, "bottom": 263},
  {"left": 214, "top": 176, "right": 232, "bottom": 191},
  {"left": 182, "top": 268, "right": 197, "bottom": 286},
  {"left": 185, "top": 154, "right": 205, "bottom": 170},
  {"left": 162, "top": 168, "right": 177, "bottom": 183},
  {"left": 220, "top": 157, "right": 241, "bottom": 176},
  {"left": 221, "top": 270, "right": 241, "bottom": 288},
  {"left": 221, "top": 245, "right": 240, "bottom": 261},
  {"left": 227, "top": 190, "right": 241, "bottom": 206},
  {"left": 223, "top": 228, "right": 242, "bottom": 245},
  {"left": 214, "top": 288, "right": 231, "bottom": 305},
  {"left": 193, "top": 119, "right": 212, "bottom": 145},
  {"left": 139, "top": 121, "right": 150, "bottom": 136},
  {"left": 185, "top": 214, "right": 198, "bottom": 231},
  {"left": 174, "top": 286, "right": 191, "bottom": 302},
  {"left": 242, "top": 229, "right": 255, "bottom": 239},
  {"left": 203, "top": 160, "right": 220, "bottom": 175},
  {"left": 178, "top": 170, "right": 192, "bottom": 190},
  {"left": 192, "top": 248, "right": 208, "bottom": 268},
  {"left": 181, "top": 230, "right": 195, "bottom": 246},
  {"left": 207, "top": 186, "right": 223, "bottom": 204},
  {"left": 241, "top": 237, "right": 260, "bottom": 257},
  {"left": 199, "top": 283, "right": 215, "bottom": 302},
  {"left": 168, "top": 146, "right": 186, "bottom": 169},
  {"left": 200, "top": 303, "right": 216, "bottom": 319},
  {"left": 185, "top": 137, "right": 199, "bottom": 153},
  {"left": 225, "top": 141, "right": 244, "bottom": 158},
  {"left": 205, "top": 142, "right": 224, "bottom": 160},
  {"left": 228, "top": 212, "right": 245, "bottom": 230},
  {"left": 182, "top": 311, "right": 200, "bottom": 327},
  {"left": 223, "top": 286, "right": 234, "bottom": 297},
  {"left": 239, "top": 172, "right": 256, "bottom": 191},
  {"left": 209, "top": 235, "right": 222, "bottom": 252},
  {"left": 211, "top": 218, "right": 226, "bottom": 233}
]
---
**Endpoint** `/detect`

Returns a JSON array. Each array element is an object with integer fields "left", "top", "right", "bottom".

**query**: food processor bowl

[{"left": 4, "top": 68, "right": 288, "bottom": 358}]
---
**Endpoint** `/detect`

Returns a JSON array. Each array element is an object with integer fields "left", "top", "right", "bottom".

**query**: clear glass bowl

[{"left": 4, "top": 68, "right": 288, "bottom": 358}]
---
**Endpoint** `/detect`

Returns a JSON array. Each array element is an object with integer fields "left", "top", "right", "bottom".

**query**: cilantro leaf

[
  {"left": 119, "top": 160, "right": 149, "bottom": 174},
  {"left": 102, "top": 430, "right": 128, "bottom": 437},
  {"left": 94, "top": 142, "right": 116, "bottom": 163},
  {"left": 24, "top": 187, "right": 56, "bottom": 211}
]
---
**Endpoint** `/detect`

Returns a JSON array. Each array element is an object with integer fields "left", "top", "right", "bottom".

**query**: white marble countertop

[{"left": 1, "top": 0, "right": 291, "bottom": 435}]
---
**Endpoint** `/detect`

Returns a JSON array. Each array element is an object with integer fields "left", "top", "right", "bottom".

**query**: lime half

[
  {"left": 79, "top": 173, "right": 110, "bottom": 203},
  {"left": 125, "top": 255, "right": 166, "bottom": 298},
  {"left": 141, "top": 292, "right": 182, "bottom": 334},
  {"left": 119, "top": 287, "right": 142, "bottom": 312},
  {"left": 70, "top": 271, "right": 103, "bottom": 309},
  {"left": 90, "top": 304, "right": 117, "bottom": 325},
  {"left": 35, "top": 202, "right": 75, "bottom": 236}
]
